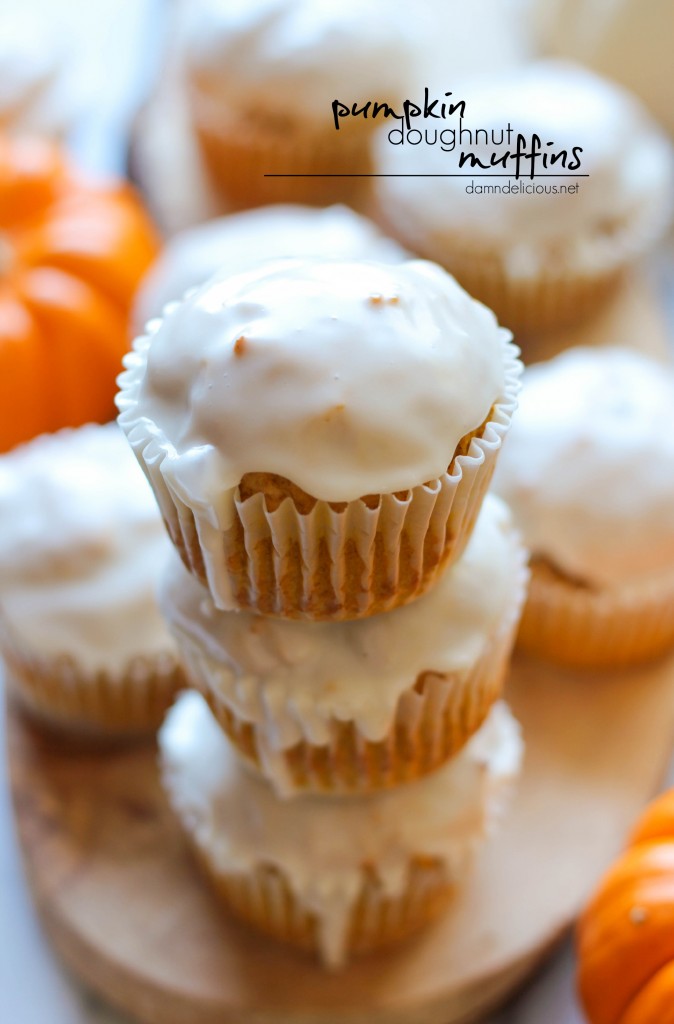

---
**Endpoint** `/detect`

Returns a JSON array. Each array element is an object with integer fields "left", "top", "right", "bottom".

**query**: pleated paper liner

[
  {"left": 518, "top": 558, "right": 674, "bottom": 668},
  {"left": 118, "top": 333, "right": 521, "bottom": 621},
  {"left": 198, "top": 628, "right": 508, "bottom": 796},
  {"left": 192, "top": 852, "right": 458, "bottom": 970},
  {"left": 421, "top": 245, "right": 624, "bottom": 335},
  {"left": 191, "top": 93, "right": 375, "bottom": 210},
  {"left": 1, "top": 621, "right": 184, "bottom": 739},
  {"left": 373, "top": 189, "right": 667, "bottom": 335}
]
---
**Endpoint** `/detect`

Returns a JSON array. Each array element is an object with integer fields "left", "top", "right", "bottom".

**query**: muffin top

[
  {"left": 185, "top": 0, "right": 417, "bottom": 125},
  {"left": 377, "top": 61, "right": 674, "bottom": 274},
  {"left": 0, "top": 424, "right": 176, "bottom": 672},
  {"left": 160, "top": 495, "right": 526, "bottom": 767},
  {"left": 119, "top": 257, "right": 513, "bottom": 510},
  {"left": 134, "top": 204, "right": 406, "bottom": 329},
  {"left": 492, "top": 346, "right": 674, "bottom": 588},
  {"left": 160, "top": 691, "right": 522, "bottom": 967}
]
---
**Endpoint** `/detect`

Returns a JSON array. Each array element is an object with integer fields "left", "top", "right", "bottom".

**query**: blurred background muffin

[
  {"left": 134, "top": 203, "right": 406, "bottom": 329},
  {"left": 0, "top": 15, "right": 80, "bottom": 140},
  {"left": 374, "top": 61, "right": 674, "bottom": 336},
  {"left": 0, "top": 424, "right": 184, "bottom": 737},
  {"left": 182, "top": 0, "right": 421, "bottom": 209},
  {"left": 535, "top": 0, "right": 674, "bottom": 141},
  {"left": 493, "top": 347, "right": 674, "bottom": 667}
]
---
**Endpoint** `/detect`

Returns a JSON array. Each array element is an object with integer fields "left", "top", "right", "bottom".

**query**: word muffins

[{"left": 375, "top": 61, "right": 674, "bottom": 334}]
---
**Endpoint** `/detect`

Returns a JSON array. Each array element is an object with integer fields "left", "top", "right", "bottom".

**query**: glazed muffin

[
  {"left": 118, "top": 257, "right": 520, "bottom": 621},
  {"left": 183, "top": 0, "right": 419, "bottom": 209},
  {"left": 159, "top": 495, "right": 527, "bottom": 795},
  {"left": 134, "top": 204, "right": 406, "bottom": 329},
  {"left": 493, "top": 346, "right": 674, "bottom": 668},
  {"left": 375, "top": 61, "right": 674, "bottom": 334},
  {"left": 0, "top": 424, "right": 184, "bottom": 737},
  {"left": 160, "top": 691, "right": 523, "bottom": 968}
]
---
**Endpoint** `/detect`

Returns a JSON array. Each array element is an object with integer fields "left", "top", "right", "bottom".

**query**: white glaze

[
  {"left": 377, "top": 61, "right": 674, "bottom": 276},
  {"left": 0, "top": 424, "right": 177, "bottom": 674},
  {"left": 118, "top": 257, "right": 511, "bottom": 515},
  {"left": 160, "top": 692, "right": 523, "bottom": 967},
  {"left": 134, "top": 205, "right": 407, "bottom": 329},
  {"left": 184, "top": 0, "right": 418, "bottom": 126},
  {"left": 159, "top": 495, "right": 527, "bottom": 750},
  {"left": 492, "top": 346, "right": 674, "bottom": 588}
]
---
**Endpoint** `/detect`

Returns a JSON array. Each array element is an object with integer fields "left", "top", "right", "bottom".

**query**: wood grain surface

[{"left": 9, "top": 644, "right": 674, "bottom": 1024}]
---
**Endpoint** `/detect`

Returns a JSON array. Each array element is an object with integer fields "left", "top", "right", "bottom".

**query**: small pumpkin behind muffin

[{"left": 0, "top": 134, "right": 158, "bottom": 453}]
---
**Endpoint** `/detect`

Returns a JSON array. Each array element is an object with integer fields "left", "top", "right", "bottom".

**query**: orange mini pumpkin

[
  {"left": 0, "top": 135, "right": 159, "bottom": 452},
  {"left": 578, "top": 789, "right": 674, "bottom": 1024}
]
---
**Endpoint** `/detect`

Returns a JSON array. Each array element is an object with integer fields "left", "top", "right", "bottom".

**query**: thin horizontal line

[{"left": 263, "top": 173, "right": 590, "bottom": 178}]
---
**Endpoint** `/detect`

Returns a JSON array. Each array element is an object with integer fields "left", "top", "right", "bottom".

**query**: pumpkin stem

[{"left": 0, "top": 233, "right": 13, "bottom": 277}]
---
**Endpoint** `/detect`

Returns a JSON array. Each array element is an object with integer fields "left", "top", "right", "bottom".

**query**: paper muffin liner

[
  {"left": 176, "top": 542, "right": 527, "bottom": 796},
  {"left": 117, "top": 332, "right": 521, "bottom": 621},
  {"left": 193, "top": 851, "right": 456, "bottom": 969},
  {"left": 161, "top": 694, "right": 522, "bottom": 968},
  {"left": 373, "top": 194, "right": 666, "bottom": 335},
  {"left": 0, "top": 616, "right": 184, "bottom": 739},
  {"left": 517, "top": 559, "right": 674, "bottom": 669},
  {"left": 189, "top": 87, "right": 375, "bottom": 211},
  {"left": 423, "top": 247, "right": 624, "bottom": 336}
]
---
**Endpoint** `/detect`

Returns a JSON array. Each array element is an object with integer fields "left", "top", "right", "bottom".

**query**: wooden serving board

[{"left": 8, "top": 647, "right": 674, "bottom": 1024}]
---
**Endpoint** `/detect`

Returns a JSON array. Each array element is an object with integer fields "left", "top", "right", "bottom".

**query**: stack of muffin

[{"left": 117, "top": 254, "right": 528, "bottom": 968}]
